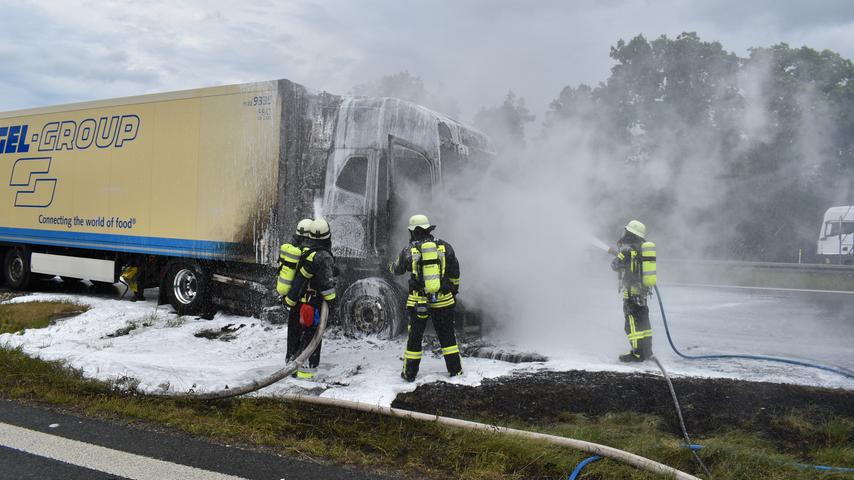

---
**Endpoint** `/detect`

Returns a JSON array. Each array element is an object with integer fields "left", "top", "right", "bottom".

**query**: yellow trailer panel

[{"left": 0, "top": 82, "right": 280, "bottom": 260}]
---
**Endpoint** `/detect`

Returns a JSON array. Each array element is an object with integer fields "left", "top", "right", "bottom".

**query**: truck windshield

[{"left": 825, "top": 221, "right": 854, "bottom": 237}]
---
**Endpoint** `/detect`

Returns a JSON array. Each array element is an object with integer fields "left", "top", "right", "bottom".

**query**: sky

[{"left": 2, "top": 0, "right": 854, "bottom": 121}]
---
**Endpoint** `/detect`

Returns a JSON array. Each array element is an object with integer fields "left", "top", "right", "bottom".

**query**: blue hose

[
  {"left": 793, "top": 463, "right": 854, "bottom": 473},
  {"left": 653, "top": 285, "right": 854, "bottom": 379},
  {"left": 568, "top": 455, "right": 602, "bottom": 480},
  {"left": 654, "top": 285, "right": 854, "bottom": 475}
]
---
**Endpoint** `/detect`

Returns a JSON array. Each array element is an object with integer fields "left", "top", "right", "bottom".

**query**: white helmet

[
  {"left": 408, "top": 214, "right": 433, "bottom": 232},
  {"left": 309, "top": 218, "right": 331, "bottom": 240},
  {"left": 625, "top": 220, "right": 646, "bottom": 239},
  {"left": 295, "top": 218, "right": 312, "bottom": 237}
]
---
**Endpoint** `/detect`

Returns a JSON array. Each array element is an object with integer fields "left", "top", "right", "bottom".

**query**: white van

[{"left": 817, "top": 206, "right": 854, "bottom": 265}]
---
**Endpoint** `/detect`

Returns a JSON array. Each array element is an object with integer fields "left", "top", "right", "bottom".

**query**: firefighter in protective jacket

[
  {"left": 390, "top": 214, "right": 462, "bottom": 381},
  {"left": 284, "top": 218, "right": 337, "bottom": 379},
  {"left": 610, "top": 220, "right": 657, "bottom": 362},
  {"left": 277, "top": 218, "right": 311, "bottom": 362}
]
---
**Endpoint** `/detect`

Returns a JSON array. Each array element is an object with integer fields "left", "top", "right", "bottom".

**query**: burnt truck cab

[{"left": 316, "top": 97, "right": 492, "bottom": 337}]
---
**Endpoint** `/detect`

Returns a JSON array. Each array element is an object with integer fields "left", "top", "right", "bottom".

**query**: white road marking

[
  {"left": 666, "top": 283, "right": 854, "bottom": 295},
  {"left": 0, "top": 422, "right": 250, "bottom": 480}
]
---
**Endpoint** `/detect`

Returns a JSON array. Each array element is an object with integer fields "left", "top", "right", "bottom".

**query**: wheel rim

[
  {"left": 8, "top": 255, "right": 24, "bottom": 283},
  {"left": 349, "top": 296, "right": 387, "bottom": 335},
  {"left": 172, "top": 268, "right": 198, "bottom": 305}
]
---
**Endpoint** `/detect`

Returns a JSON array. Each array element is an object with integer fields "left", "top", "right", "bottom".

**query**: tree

[
  {"left": 542, "top": 33, "right": 854, "bottom": 261},
  {"left": 472, "top": 91, "right": 535, "bottom": 152}
]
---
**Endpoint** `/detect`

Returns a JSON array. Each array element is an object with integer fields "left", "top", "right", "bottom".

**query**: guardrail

[
  {"left": 661, "top": 259, "right": 854, "bottom": 291},
  {"left": 667, "top": 259, "right": 854, "bottom": 273}
]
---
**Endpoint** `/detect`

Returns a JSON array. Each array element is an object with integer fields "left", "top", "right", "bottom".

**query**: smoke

[
  {"left": 427, "top": 40, "right": 845, "bottom": 355},
  {"left": 434, "top": 121, "right": 626, "bottom": 356}
]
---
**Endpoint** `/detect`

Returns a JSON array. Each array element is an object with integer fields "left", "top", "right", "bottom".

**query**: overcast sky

[{"left": 2, "top": 0, "right": 853, "bottom": 121}]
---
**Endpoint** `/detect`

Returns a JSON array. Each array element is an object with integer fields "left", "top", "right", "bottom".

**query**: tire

[
  {"left": 3, "top": 248, "right": 32, "bottom": 290},
  {"left": 165, "top": 261, "right": 211, "bottom": 316},
  {"left": 339, "top": 278, "right": 404, "bottom": 339}
]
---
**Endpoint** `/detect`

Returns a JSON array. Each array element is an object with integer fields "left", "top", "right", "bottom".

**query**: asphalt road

[
  {"left": 0, "top": 400, "right": 398, "bottom": 480},
  {"left": 658, "top": 284, "right": 854, "bottom": 367}
]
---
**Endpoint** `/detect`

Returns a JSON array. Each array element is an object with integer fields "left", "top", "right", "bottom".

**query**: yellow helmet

[
  {"left": 295, "top": 218, "right": 312, "bottom": 237},
  {"left": 408, "top": 214, "right": 433, "bottom": 231},
  {"left": 625, "top": 220, "right": 646, "bottom": 239}
]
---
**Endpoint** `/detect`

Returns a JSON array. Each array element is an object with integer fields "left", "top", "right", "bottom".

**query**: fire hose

[
  {"left": 172, "top": 300, "right": 701, "bottom": 479},
  {"left": 179, "top": 302, "right": 330, "bottom": 400}
]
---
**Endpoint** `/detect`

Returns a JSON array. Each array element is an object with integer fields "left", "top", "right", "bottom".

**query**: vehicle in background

[
  {"left": 817, "top": 206, "right": 854, "bottom": 265},
  {"left": 0, "top": 79, "right": 492, "bottom": 336}
]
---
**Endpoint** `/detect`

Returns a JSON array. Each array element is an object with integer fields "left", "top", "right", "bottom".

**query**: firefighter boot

[
  {"left": 441, "top": 345, "right": 462, "bottom": 377},
  {"left": 401, "top": 351, "right": 421, "bottom": 382},
  {"left": 619, "top": 352, "right": 644, "bottom": 363}
]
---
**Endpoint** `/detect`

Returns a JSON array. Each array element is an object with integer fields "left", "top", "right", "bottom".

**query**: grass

[
  {"left": 0, "top": 302, "right": 852, "bottom": 479},
  {"left": 0, "top": 300, "right": 88, "bottom": 334}
]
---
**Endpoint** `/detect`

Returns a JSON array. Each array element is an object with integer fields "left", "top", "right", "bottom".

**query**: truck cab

[
  {"left": 817, "top": 206, "right": 854, "bottom": 265},
  {"left": 320, "top": 97, "right": 492, "bottom": 336}
]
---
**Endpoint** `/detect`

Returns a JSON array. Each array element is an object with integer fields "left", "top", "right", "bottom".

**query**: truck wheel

[
  {"left": 165, "top": 261, "right": 211, "bottom": 316},
  {"left": 3, "top": 248, "right": 32, "bottom": 290},
  {"left": 339, "top": 278, "right": 404, "bottom": 339}
]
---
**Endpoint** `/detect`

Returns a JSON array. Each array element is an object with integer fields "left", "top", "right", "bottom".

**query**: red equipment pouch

[{"left": 299, "top": 304, "right": 316, "bottom": 328}]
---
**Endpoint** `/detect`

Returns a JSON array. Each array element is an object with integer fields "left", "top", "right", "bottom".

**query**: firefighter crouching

[
  {"left": 278, "top": 218, "right": 337, "bottom": 379},
  {"left": 610, "top": 220, "right": 657, "bottom": 363},
  {"left": 390, "top": 214, "right": 462, "bottom": 382}
]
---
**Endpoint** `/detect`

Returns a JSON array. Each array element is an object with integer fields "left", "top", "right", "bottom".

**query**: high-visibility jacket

[
  {"left": 391, "top": 235, "right": 460, "bottom": 310},
  {"left": 285, "top": 248, "right": 337, "bottom": 308},
  {"left": 613, "top": 240, "right": 656, "bottom": 297}
]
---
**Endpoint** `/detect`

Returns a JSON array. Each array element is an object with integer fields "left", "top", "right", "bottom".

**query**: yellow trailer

[{"left": 0, "top": 79, "right": 492, "bottom": 334}]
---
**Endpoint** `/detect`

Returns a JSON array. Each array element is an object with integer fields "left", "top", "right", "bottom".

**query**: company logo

[
  {"left": 0, "top": 125, "right": 32, "bottom": 154},
  {"left": 9, "top": 157, "right": 56, "bottom": 208},
  {"left": 37, "top": 115, "right": 140, "bottom": 152},
  {"left": 0, "top": 115, "right": 140, "bottom": 156}
]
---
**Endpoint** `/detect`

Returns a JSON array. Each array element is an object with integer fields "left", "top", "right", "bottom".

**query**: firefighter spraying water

[{"left": 607, "top": 220, "right": 657, "bottom": 363}]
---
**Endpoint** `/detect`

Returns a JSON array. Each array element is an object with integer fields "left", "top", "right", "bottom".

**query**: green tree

[
  {"left": 472, "top": 90, "right": 535, "bottom": 152},
  {"left": 544, "top": 33, "right": 854, "bottom": 261}
]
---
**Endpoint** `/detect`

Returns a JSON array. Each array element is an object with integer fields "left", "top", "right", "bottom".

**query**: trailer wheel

[
  {"left": 339, "top": 278, "right": 404, "bottom": 339},
  {"left": 165, "top": 261, "right": 211, "bottom": 316},
  {"left": 3, "top": 248, "right": 33, "bottom": 290}
]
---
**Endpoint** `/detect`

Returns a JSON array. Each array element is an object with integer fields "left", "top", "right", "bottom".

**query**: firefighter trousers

[
  {"left": 286, "top": 303, "right": 322, "bottom": 368},
  {"left": 402, "top": 307, "right": 462, "bottom": 380},
  {"left": 623, "top": 298, "right": 653, "bottom": 359}
]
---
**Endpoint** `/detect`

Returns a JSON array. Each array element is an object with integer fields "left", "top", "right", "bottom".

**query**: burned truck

[{"left": 0, "top": 79, "right": 492, "bottom": 336}]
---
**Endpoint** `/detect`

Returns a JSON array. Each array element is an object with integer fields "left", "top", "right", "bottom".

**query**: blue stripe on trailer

[{"left": 0, "top": 226, "right": 240, "bottom": 260}]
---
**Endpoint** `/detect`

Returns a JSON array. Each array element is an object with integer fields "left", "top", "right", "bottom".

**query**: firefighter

[
  {"left": 389, "top": 214, "right": 462, "bottom": 381},
  {"left": 278, "top": 218, "right": 312, "bottom": 361},
  {"left": 610, "top": 220, "right": 657, "bottom": 362},
  {"left": 284, "top": 218, "right": 337, "bottom": 379},
  {"left": 120, "top": 254, "right": 149, "bottom": 302}
]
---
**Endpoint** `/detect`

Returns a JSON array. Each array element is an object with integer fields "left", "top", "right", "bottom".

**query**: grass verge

[
  {"left": 0, "top": 302, "right": 851, "bottom": 479},
  {"left": 0, "top": 300, "right": 88, "bottom": 334}
]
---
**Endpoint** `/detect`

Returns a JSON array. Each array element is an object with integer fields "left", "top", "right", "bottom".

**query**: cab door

[
  {"left": 326, "top": 152, "right": 372, "bottom": 258},
  {"left": 385, "top": 135, "right": 437, "bottom": 250}
]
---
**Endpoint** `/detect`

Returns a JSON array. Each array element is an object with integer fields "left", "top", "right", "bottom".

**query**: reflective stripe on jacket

[{"left": 285, "top": 248, "right": 337, "bottom": 307}]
